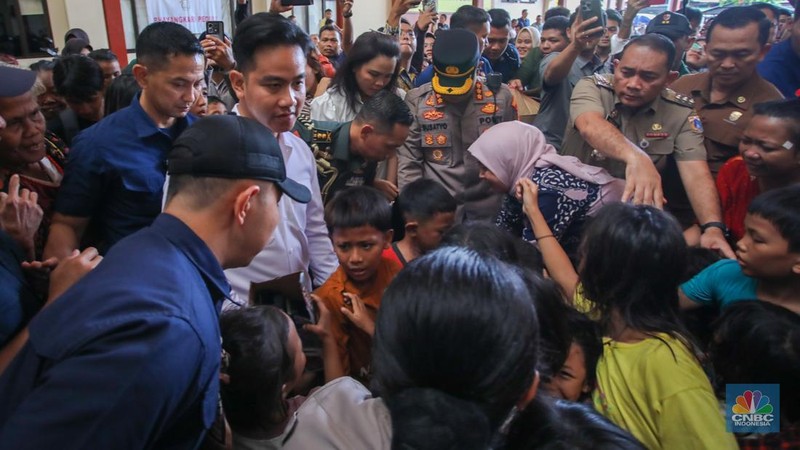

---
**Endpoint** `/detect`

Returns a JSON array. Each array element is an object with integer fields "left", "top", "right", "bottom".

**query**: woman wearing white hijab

[{"left": 468, "top": 121, "right": 625, "bottom": 253}]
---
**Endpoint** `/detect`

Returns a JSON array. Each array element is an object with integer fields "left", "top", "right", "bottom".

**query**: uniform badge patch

[
  {"left": 481, "top": 103, "right": 498, "bottom": 114},
  {"left": 688, "top": 114, "right": 704, "bottom": 133},
  {"left": 424, "top": 134, "right": 435, "bottom": 145},
  {"left": 432, "top": 149, "right": 445, "bottom": 161},
  {"left": 729, "top": 111, "right": 743, "bottom": 122},
  {"left": 436, "top": 134, "right": 448, "bottom": 145},
  {"left": 423, "top": 109, "right": 445, "bottom": 121}
]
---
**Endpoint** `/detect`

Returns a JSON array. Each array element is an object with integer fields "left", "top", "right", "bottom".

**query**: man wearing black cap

[
  {"left": 398, "top": 29, "right": 516, "bottom": 222},
  {"left": 0, "top": 114, "right": 310, "bottom": 449},
  {"left": 0, "top": 65, "right": 68, "bottom": 259},
  {"left": 645, "top": 11, "right": 693, "bottom": 76}
]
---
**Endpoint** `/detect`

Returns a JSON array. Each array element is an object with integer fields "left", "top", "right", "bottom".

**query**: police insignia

[
  {"left": 481, "top": 103, "right": 498, "bottom": 114},
  {"left": 729, "top": 111, "right": 743, "bottom": 122},
  {"left": 688, "top": 115, "right": 703, "bottom": 133},
  {"left": 425, "top": 134, "right": 435, "bottom": 145},
  {"left": 423, "top": 109, "right": 445, "bottom": 121},
  {"left": 425, "top": 95, "right": 435, "bottom": 106},
  {"left": 436, "top": 134, "right": 447, "bottom": 145},
  {"left": 432, "top": 149, "right": 445, "bottom": 161}
]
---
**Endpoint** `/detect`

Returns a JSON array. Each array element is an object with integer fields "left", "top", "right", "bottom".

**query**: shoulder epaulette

[
  {"left": 592, "top": 73, "right": 614, "bottom": 90},
  {"left": 661, "top": 88, "right": 694, "bottom": 108}
]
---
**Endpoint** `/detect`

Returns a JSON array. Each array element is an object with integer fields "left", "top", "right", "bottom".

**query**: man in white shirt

[{"left": 225, "top": 13, "right": 338, "bottom": 299}]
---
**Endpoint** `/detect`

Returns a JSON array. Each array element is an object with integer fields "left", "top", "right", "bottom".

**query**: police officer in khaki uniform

[
  {"left": 294, "top": 91, "right": 413, "bottom": 204},
  {"left": 560, "top": 34, "right": 734, "bottom": 257},
  {"left": 398, "top": 29, "right": 517, "bottom": 222},
  {"left": 670, "top": 7, "right": 783, "bottom": 176}
]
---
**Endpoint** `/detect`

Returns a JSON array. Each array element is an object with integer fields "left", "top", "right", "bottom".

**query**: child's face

[
  {"left": 331, "top": 225, "right": 392, "bottom": 284},
  {"left": 739, "top": 115, "right": 798, "bottom": 179},
  {"left": 207, "top": 102, "right": 228, "bottom": 116},
  {"left": 545, "top": 342, "right": 590, "bottom": 402},
  {"left": 284, "top": 315, "right": 307, "bottom": 393},
  {"left": 736, "top": 213, "right": 800, "bottom": 278},
  {"left": 412, "top": 212, "right": 456, "bottom": 253}
]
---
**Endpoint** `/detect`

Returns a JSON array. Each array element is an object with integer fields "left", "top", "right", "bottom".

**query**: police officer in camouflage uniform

[
  {"left": 560, "top": 34, "right": 734, "bottom": 257},
  {"left": 294, "top": 91, "right": 413, "bottom": 204},
  {"left": 398, "top": 29, "right": 517, "bottom": 222}
]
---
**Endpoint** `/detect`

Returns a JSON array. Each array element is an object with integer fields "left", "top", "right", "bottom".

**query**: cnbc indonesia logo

[{"left": 727, "top": 385, "right": 780, "bottom": 433}]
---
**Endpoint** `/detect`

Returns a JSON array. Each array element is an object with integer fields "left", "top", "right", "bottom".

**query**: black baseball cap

[
  {"left": 0, "top": 66, "right": 38, "bottom": 97},
  {"left": 432, "top": 29, "right": 480, "bottom": 96},
  {"left": 646, "top": 12, "right": 692, "bottom": 39},
  {"left": 167, "top": 115, "right": 311, "bottom": 203}
]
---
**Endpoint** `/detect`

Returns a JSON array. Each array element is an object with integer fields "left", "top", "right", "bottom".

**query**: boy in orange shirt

[{"left": 313, "top": 186, "right": 401, "bottom": 383}]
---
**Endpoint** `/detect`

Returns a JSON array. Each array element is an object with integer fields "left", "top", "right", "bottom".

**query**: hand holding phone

[{"left": 205, "top": 21, "right": 224, "bottom": 41}]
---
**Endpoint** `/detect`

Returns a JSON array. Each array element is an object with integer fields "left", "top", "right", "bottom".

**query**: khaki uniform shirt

[
  {"left": 562, "top": 74, "right": 707, "bottom": 179},
  {"left": 397, "top": 81, "right": 517, "bottom": 222},
  {"left": 561, "top": 74, "right": 707, "bottom": 227},
  {"left": 670, "top": 72, "right": 783, "bottom": 175}
]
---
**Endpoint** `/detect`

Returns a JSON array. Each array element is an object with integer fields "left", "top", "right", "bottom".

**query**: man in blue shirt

[
  {"left": 44, "top": 22, "right": 206, "bottom": 260},
  {"left": 485, "top": 9, "right": 521, "bottom": 83},
  {"left": 414, "top": 5, "right": 494, "bottom": 87},
  {"left": 758, "top": 4, "right": 800, "bottom": 98},
  {"left": 0, "top": 115, "right": 311, "bottom": 449}
]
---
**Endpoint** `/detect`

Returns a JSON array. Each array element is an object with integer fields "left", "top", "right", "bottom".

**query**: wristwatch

[
  {"left": 700, "top": 221, "right": 729, "bottom": 237},
  {"left": 343, "top": 11, "right": 353, "bottom": 18}
]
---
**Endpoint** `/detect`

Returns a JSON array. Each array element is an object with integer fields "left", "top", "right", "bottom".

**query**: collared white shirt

[
  {"left": 225, "top": 105, "right": 338, "bottom": 299},
  {"left": 310, "top": 88, "right": 407, "bottom": 122}
]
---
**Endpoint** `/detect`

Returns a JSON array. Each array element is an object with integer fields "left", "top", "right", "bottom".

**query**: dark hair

[
  {"left": 707, "top": 6, "right": 772, "bottom": 47},
  {"left": 207, "top": 95, "right": 225, "bottom": 106},
  {"left": 29, "top": 59, "right": 55, "bottom": 72},
  {"left": 373, "top": 247, "right": 540, "bottom": 442},
  {"left": 621, "top": 34, "right": 676, "bottom": 71},
  {"left": 220, "top": 306, "right": 297, "bottom": 432},
  {"left": 564, "top": 308, "right": 602, "bottom": 394},
  {"left": 425, "top": 31, "right": 436, "bottom": 40},
  {"left": 325, "top": 186, "right": 393, "bottom": 233},
  {"left": 319, "top": 24, "right": 340, "bottom": 38},
  {"left": 330, "top": 31, "right": 399, "bottom": 113},
  {"left": 354, "top": 90, "right": 413, "bottom": 133},
  {"left": 752, "top": 98, "right": 800, "bottom": 145},
  {"left": 545, "top": 7, "right": 571, "bottom": 21},
  {"left": 87, "top": 48, "right": 118, "bottom": 63},
  {"left": 684, "top": 6, "right": 703, "bottom": 23},
  {"left": 508, "top": 398, "right": 647, "bottom": 450},
  {"left": 542, "top": 16, "right": 570, "bottom": 39},
  {"left": 392, "top": 179, "right": 456, "bottom": 240},
  {"left": 53, "top": 55, "right": 104, "bottom": 102},
  {"left": 579, "top": 203, "right": 692, "bottom": 346},
  {"left": 442, "top": 222, "right": 524, "bottom": 265},
  {"left": 488, "top": 8, "right": 512, "bottom": 29},
  {"left": 524, "top": 273, "right": 572, "bottom": 383},
  {"left": 136, "top": 22, "right": 203, "bottom": 70},
  {"left": 606, "top": 8, "right": 622, "bottom": 24},
  {"left": 748, "top": 184, "right": 800, "bottom": 252},
  {"left": 451, "top": 5, "right": 492, "bottom": 30},
  {"left": 233, "top": 13, "right": 312, "bottom": 74},
  {"left": 324, "top": 8, "right": 331, "bottom": 13},
  {"left": 710, "top": 301, "right": 800, "bottom": 423},
  {"left": 104, "top": 72, "right": 140, "bottom": 115}
]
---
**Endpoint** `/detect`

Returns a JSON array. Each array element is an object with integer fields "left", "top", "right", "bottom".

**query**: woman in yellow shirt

[{"left": 516, "top": 179, "right": 737, "bottom": 450}]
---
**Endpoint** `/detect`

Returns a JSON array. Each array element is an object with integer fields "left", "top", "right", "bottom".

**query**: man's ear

[
  {"left": 233, "top": 184, "right": 261, "bottom": 225},
  {"left": 383, "top": 229, "right": 394, "bottom": 249},
  {"left": 229, "top": 70, "right": 245, "bottom": 101},
  {"left": 405, "top": 220, "right": 419, "bottom": 237},
  {"left": 666, "top": 70, "right": 680, "bottom": 85},
  {"left": 517, "top": 370, "right": 540, "bottom": 410},
  {"left": 791, "top": 255, "right": 800, "bottom": 276},
  {"left": 359, "top": 123, "right": 375, "bottom": 141},
  {"left": 132, "top": 64, "right": 148, "bottom": 90}
]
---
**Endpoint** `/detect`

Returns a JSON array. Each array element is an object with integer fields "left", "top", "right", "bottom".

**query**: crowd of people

[{"left": 0, "top": 0, "right": 798, "bottom": 448}]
